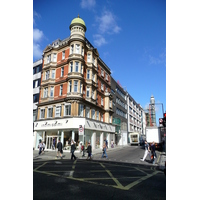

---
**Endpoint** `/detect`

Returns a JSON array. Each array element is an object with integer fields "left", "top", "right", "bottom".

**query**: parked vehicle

[
  {"left": 146, "top": 126, "right": 162, "bottom": 149},
  {"left": 129, "top": 132, "right": 145, "bottom": 146}
]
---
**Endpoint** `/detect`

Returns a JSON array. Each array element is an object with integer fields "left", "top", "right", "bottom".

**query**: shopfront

[{"left": 34, "top": 118, "right": 115, "bottom": 151}]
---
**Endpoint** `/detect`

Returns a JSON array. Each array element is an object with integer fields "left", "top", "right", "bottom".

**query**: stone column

[
  {"left": 57, "top": 130, "right": 59, "bottom": 143},
  {"left": 92, "top": 132, "right": 96, "bottom": 150},
  {"left": 33, "top": 131, "right": 37, "bottom": 150},
  {"left": 43, "top": 131, "right": 45, "bottom": 142},
  {"left": 100, "top": 132, "right": 104, "bottom": 149},
  {"left": 72, "top": 130, "right": 75, "bottom": 141},
  {"left": 61, "top": 131, "right": 64, "bottom": 146},
  {"left": 107, "top": 133, "right": 111, "bottom": 148}
]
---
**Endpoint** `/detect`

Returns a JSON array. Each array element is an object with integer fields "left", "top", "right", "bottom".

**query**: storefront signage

[{"left": 41, "top": 121, "right": 62, "bottom": 127}]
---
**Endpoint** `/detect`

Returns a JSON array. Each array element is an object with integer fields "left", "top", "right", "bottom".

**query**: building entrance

[{"left": 46, "top": 136, "right": 57, "bottom": 150}]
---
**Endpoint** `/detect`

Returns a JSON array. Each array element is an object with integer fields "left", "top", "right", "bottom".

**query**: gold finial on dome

[{"left": 78, "top": 14, "right": 80, "bottom": 18}]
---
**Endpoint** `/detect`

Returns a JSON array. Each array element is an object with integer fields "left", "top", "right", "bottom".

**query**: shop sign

[
  {"left": 39, "top": 121, "right": 62, "bottom": 127},
  {"left": 79, "top": 125, "right": 84, "bottom": 135}
]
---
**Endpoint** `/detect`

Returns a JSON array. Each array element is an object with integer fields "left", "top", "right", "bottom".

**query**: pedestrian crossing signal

[{"left": 163, "top": 113, "right": 166, "bottom": 127}]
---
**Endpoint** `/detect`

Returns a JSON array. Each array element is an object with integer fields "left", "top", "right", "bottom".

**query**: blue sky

[{"left": 33, "top": 0, "right": 166, "bottom": 125}]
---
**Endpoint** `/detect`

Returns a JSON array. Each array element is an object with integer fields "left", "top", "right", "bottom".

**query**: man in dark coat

[
  {"left": 56, "top": 139, "right": 63, "bottom": 159},
  {"left": 151, "top": 141, "right": 156, "bottom": 164},
  {"left": 71, "top": 140, "right": 77, "bottom": 160},
  {"left": 86, "top": 142, "right": 92, "bottom": 160}
]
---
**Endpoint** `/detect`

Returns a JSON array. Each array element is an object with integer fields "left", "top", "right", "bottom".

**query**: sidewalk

[
  {"left": 33, "top": 145, "right": 127, "bottom": 160},
  {"left": 158, "top": 152, "right": 166, "bottom": 170},
  {"left": 33, "top": 145, "right": 166, "bottom": 171}
]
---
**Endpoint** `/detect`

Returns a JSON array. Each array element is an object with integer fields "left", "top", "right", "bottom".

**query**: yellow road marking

[
  {"left": 100, "top": 163, "right": 123, "bottom": 188},
  {"left": 134, "top": 167, "right": 148, "bottom": 175},
  {"left": 34, "top": 162, "right": 48, "bottom": 171},
  {"left": 113, "top": 171, "right": 160, "bottom": 190},
  {"left": 80, "top": 176, "right": 141, "bottom": 180},
  {"left": 70, "top": 160, "right": 77, "bottom": 177},
  {"left": 157, "top": 153, "right": 161, "bottom": 163},
  {"left": 33, "top": 160, "right": 161, "bottom": 191}
]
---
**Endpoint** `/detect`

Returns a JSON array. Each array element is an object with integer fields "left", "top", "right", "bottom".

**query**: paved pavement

[{"left": 33, "top": 145, "right": 166, "bottom": 171}]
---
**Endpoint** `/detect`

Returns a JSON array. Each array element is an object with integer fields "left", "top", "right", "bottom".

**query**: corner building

[{"left": 33, "top": 16, "right": 115, "bottom": 151}]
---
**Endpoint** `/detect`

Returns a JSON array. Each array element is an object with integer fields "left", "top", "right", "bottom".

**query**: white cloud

[
  {"left": 149, "top": 51, "right": 166, "bottom": 65},
  {"left": 33, "top": 10, "right": 41, "bottom": 25},
  {"left": 93, "top": 34, "right": 107, "bottom": 47},
  {"left": 33, "top": 28, "right": 44, "bottom": 59},
  {"left": 33, "top": 43, "right": 43, "bottom": 59},
  {"left": 80, "top": 0, "right": 96, "bottom": 9},
  {"left": 33, "top": 28, "right": 44, "bottom": 43},
  {"left": 97, "top": 10, "right": 121, "bottom": 34},
  {"left": 33, "top": 11, "right": 44, "bottom": 60}
]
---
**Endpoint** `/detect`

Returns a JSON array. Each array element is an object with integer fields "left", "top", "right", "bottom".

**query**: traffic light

[{"left": 163, "top": 112, "right": 166, "bottom": 127}]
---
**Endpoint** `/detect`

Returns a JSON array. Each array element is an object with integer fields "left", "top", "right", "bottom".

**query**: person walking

[
  {"left": 56, "top": 139, "right": 63, "bottom": 159},
  {"left": 52, "top": 137, "right": 56, "bottom": 150},
  {"left": 80, "top": 142, "right": 86, "bottom": 157},
  {"left": 71, "top": 140, "right": 77, "bottom": 160},
  {"left": 111, "top": 140, "right": 114, "bottom": 148},
  {"left": 38, "top": 140, "right": 43, "bottom": 155},
  {"left": 104, "top": 138, "right": 108, "bottom": 148},
  {"left": 101, "top": 142, "right": 108, "bottom": 159},
  {"left": 151, "top": 141, "right": 156, "bottom": 164},
  {"left": 140, "top": 140, "right": 151, "bottom": 161},
  {"left": 86, "top": 142, "right": 92, "bottom": 160},
  {"left": 41, "top": 141, "right": 45, "bottom": 154}
]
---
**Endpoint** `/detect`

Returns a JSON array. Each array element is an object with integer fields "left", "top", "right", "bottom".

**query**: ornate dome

[{"left": 69, "top": 15, "right": 86, "bottom": 31}]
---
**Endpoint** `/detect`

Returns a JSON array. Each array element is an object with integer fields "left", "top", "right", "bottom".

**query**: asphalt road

[{"left": 33, "top": 146, "right": 166, "bottom": 200}]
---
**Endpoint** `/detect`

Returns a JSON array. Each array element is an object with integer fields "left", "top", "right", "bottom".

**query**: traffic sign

[
  {"left": 79, "top": 125, "right": 84, "bottom": 135},
  {"left": 159, "top": 118, "right": 163, "bottom": 124}
]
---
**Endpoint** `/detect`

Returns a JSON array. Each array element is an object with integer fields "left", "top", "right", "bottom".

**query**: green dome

[{"left": 70, "top": 15, "right": 86, "bottom": 31}]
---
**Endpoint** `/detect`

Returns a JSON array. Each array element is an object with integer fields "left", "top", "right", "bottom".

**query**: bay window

[
  {"left": 55, "top": 106, "right": 61, "bottom": 117},
  {"left": 64, "top": 104, "right": 71, "bottom": 116},
  {"left": 40, "top": 108, "right": 45, "bottom": 119},
  {"left": 79, "top": 104, "right": 84, "bottom": 117},
  {"left": 47, "top": 107, "right": 53, "bottom": 118},
  {"left": 74, "top": 80, "right": 78, "bottom": 92}
]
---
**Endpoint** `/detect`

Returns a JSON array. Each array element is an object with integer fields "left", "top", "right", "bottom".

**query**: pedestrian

[
  {"left": 79, "top": 141, "right": 82, "bottom": 153},
  {"left": 41, "top": 141, "right": 45, "bottom": 154},
  {"left": 140, "top": 140, "right": 151, "bottom": 161},
  {"left": 71, "top": 140, "right": 77, "bottom": 160},
  {"left": 38, "top": 140, "right": 43, "bottom": 155},
  {"left": 86, "top": 142, "right": 92, "bottom": 160},
  {"left": 101, "top": 142, "right": 108, "bottom": 158},
  {"left": 56, "top": 139, "right": 63, "bottom": 159},
  {"left": 104, "top": 138, "right": 108, "bottom": 148},
  {"left": 111, "top": 140, "right": 114, "bottom": 148},
  {"left": 80, "top": 142, "right": 85, "bottom": 157},
  {"left": 151, "top": 141, "right": 156, "bottom": 164},
  {"left": 52, "top": 137, "right": 56, "bottom": 150},
  {"left": 68, "top": 137, "right": 71, "bottom": 151}
]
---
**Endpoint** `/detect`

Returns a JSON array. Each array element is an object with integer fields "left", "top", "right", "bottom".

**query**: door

[{"left": 46, "top": 136, "right": 57, "bottom": 150}]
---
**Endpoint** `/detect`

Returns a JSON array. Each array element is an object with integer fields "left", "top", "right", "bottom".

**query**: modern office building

[
  {"left": 138, "top": 104, "right": 146, "bottom": 136},
  {"left": 33, "top": 15, "right": 115, "bottom": 151},
  {"left": 149, "top": 95, "right": 156, "bottom": 126},
  {"left": 111, "top": 77, "right": 128, "bottom": 145},
  {"left": 33, "top": 58, "right": 43, "bottom": 149},
  {"left": 127, "top": 93, "right": 142, "bottom": 142}
]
